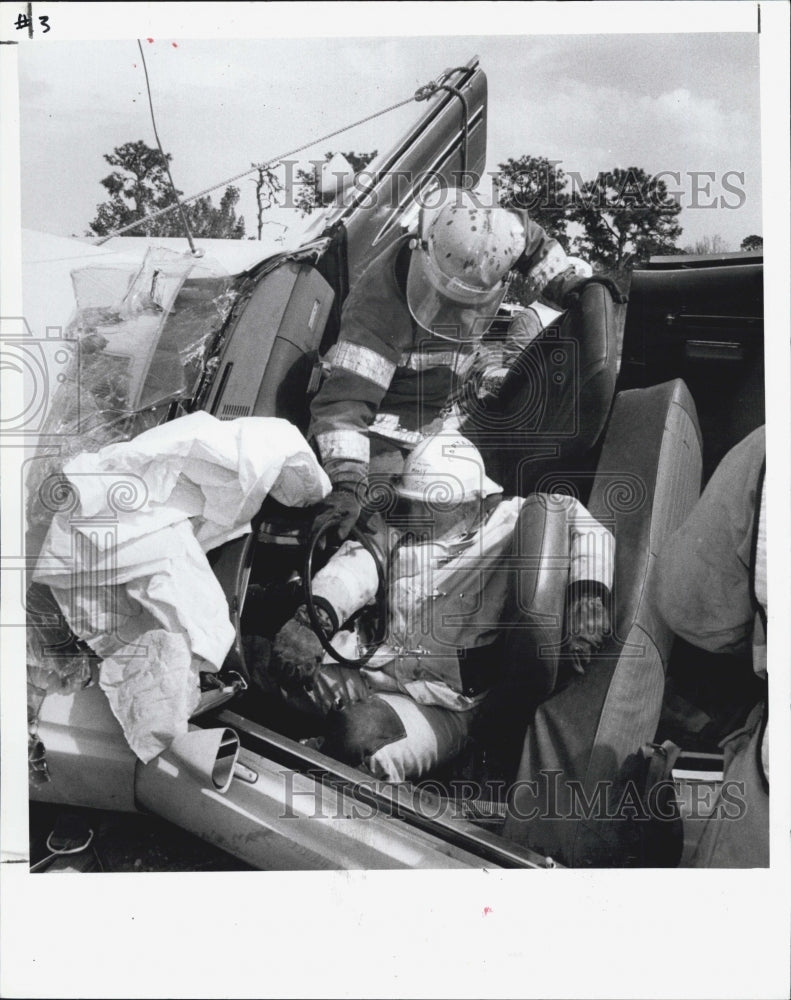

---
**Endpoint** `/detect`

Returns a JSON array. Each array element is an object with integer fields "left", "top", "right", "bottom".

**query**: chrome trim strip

[{"left": 215, "top": 709, "right": 555, "bottom": 869}]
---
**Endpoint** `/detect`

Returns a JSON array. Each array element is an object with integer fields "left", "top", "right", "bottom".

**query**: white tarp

[{"left": 34, "top": 412, "right": 330, "bottom": 761}]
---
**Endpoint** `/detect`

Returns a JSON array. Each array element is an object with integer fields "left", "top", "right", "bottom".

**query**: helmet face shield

[
  {"left": 406, "top": 243, "right": 509, "bottom": 342},
  {"left": 405, "top": 196, "right": 524, "bottom": 342}
]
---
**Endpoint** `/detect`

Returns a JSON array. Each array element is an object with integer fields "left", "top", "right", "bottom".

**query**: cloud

[
  {"left": 485, "top": 74, "right": 762, "bottom": 247},
  {"left": 489, "top": 76, "right": 757, "bottom": 173},
  {"left": 17, "top": 36, "right": 763, "bottom": 246}
]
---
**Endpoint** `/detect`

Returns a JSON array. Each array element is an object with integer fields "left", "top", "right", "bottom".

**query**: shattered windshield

[{"left": 26, "top": 248, "right": 237, "bottom": 533}]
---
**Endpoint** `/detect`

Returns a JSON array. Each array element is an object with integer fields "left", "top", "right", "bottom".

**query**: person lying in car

[{"left": 255, "top": 432, "right": 614, "bottom": 783}]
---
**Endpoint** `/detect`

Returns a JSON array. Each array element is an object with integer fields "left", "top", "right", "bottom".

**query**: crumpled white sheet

[{"left": 34, "top": 412, "right": 330, "bottom": 761}]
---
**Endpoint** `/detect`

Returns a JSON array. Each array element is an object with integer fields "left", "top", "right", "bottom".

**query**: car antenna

[{"left": 134, "top": 38, "right": 201, "bottom": 257}]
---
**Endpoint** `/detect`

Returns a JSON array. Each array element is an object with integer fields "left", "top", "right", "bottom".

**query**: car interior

[
  {"left": 26, "top": 230, "right": 765, "bottom": 867},
  {"left": 201, "top": 262, "right": 763, "bottom": 863},
  {"left": 25, "top": 49, "right": 765, "bottom": 868}
]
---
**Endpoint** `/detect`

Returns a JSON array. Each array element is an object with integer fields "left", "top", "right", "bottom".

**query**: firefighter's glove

[
  {"left": 312, "top": 481, "right": 363, "bottom": 549},
  {"left": 271, "top": 605, "right": 332, "bottom": 692},
  {"left": 562, "top": 275, "right": 628, "bottom": 308},
  {"left": 566, "top": 589, "right": 611, "bottom": 675}
]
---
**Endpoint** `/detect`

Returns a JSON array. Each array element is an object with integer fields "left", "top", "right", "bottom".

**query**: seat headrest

[{"left": 469, "top": 283, "right": 621, "bottom": 497}]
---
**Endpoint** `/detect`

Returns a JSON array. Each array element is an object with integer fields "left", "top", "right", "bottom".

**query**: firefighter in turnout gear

[
  {"left": 264, "top": 434, "right": 615, "bottom": 783},
  {"left": 308, "top": 190, "right": 624, "bottom": 547}
]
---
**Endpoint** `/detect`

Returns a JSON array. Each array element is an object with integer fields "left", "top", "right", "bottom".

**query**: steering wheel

[{"left": 303, "top": 522, "right": 387, "bottom": 667}]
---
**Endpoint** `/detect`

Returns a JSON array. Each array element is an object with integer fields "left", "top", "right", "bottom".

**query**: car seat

[
  {"left": 466, "top": 282, "right": 622, "bottom": 500},
  {"left": 502, "top": 378, "right": 703, "bottom": 866}
]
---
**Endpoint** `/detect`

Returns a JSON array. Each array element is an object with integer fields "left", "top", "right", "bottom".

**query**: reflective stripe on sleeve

[
  {"left": 333, "top": 340, "right": 397, "bottom": 390},
  {"left": 398, "top": 349, "right": 458, "bottom": 371},
  {"left": 397, "top": 347, "right": 476, "bottom": 374},
  {"left": 315, "top": 429, "right": 370, "bottom": 465}
]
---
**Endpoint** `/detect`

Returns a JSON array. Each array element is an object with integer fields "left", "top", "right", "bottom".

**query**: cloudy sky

[{"left": 15, "top": 27, "right": 763, "bottom": 251}]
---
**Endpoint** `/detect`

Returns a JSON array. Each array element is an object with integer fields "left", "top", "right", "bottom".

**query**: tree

[
  {"left": 494, "top": 155, "right": 570, "bottom": 241},
  {"left": 88, "top": 139, "right": 245, "bottom": 239},
  {"left": 568, "top": 166, "right": 683, "bottom": 273},
  {"left": 741, "top": 234, "right": 763, "bottom": 252},
  {"left": 88, "top": 140, "right": 180, "bottom": 237},
  {"left": 682, "top": 234, "right": 731, "bottom": 255},
  {"left": 295, "top": 150, "right": 378, "bottom": 216},
  {"left": 184, "top": 186, "right": 246, "bottom": 239},
  {"left": 334, "top": 150, "right": 379, "bottom": 176},
  {"left": 252, "top": 165, "right": 283, "bottom": 241},
  {"left": 293, "top": 167, "right": 319, "bottom": 217}
]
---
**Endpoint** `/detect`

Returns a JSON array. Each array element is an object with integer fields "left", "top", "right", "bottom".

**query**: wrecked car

[{"left": 24, "top": 58, "right": 765, "bottom": 870}]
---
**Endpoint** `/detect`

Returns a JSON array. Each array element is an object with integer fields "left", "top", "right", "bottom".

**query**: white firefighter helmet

[
  {"left": 406, "top": 191, "right": 526, "bottom": 342},
  {"left": 396, "top": 433, "right": 502, "bottom": 505}
]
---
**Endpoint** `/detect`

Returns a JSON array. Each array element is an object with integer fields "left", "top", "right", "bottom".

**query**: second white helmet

[{"left": 396, "top": 433, "right": 502, "bottom": 505}]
